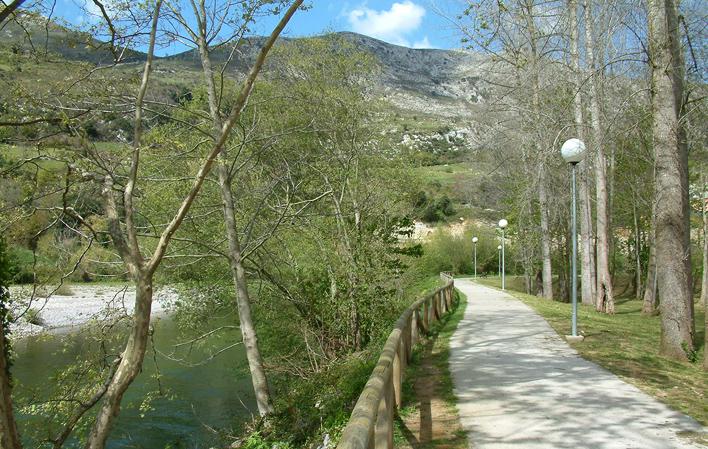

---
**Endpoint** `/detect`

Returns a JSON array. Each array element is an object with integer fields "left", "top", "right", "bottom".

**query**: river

[{"left": 12, "top": 315, "right": 257, "bottom": 449}]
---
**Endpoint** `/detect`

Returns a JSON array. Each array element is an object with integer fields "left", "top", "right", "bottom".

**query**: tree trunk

[
  {"left": 192, "top": 6, "right": 282, "bottom": 415},
  {"left": 522, "top": 2, "right": 553, "bottom": 301},
  {"left": 568, "top": 0, "right": 596, "bottom": 306},
  {"left": 0, "top": 292, "right": 21, "bottom": 449},
  {"left": 701, "top": 181, "right": 707, "bottom": 370},
  {"left": 539, "top": 170, "right": 554, "bottom": 300},
  {"left": 633, "top": 202, "right": 643, "bottom": 300},
  {"left": 217, "top": 166, "right": 275, "bottom": 416},
  {"left": 643, "top": 199, "right": 658, "bottom": 313},
  {"left": 85, "top": 277, "right": 153, "bottom": 449},
  {"left": 647, "top": 0, "right": 693, "bottom": 361},
  {"left": 583, "top": 0, "right": 614, "bottom": 314}
]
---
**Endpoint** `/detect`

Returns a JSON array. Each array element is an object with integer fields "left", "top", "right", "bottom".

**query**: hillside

[{"left": 0, "top": 20, "right": 502, "bottom": 219}]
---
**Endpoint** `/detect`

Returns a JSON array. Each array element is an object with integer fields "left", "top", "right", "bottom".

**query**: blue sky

[{"left": 59, "top": 1, "right": 464, "bottom": 54}]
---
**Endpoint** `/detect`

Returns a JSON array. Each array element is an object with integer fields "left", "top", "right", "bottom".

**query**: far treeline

[{"left": 0, "top": 0, "right": 705, "bottom": 449}]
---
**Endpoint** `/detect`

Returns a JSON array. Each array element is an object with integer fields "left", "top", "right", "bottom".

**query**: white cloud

[
  {"left": 413, "top": 36, "right": 432, "bottom": 49},
  {"left": 347, "top": 1, "right": 426, "bottom": 47}
]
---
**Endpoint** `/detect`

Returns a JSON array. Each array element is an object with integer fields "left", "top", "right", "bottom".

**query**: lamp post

[
  {"left": 472, "top": 237, "right": 478, "bottom": 278},
  {"left": 498, "top": 219, "right": 508, "bottom": 290},
  {"left": 497, "top": 245, "right": 502, "bottom": 279},
  {"left": 561, "top": 138, "right": 586, "bottom": 340}
]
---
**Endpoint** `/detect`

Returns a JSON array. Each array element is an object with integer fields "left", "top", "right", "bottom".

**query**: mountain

[
  {"left": 0, "top": 14, "right": 146, "bottom": 64},
  {"left": 160, "top": 32, "right": 489, "bottom": 119},
  {"left": 1, "top": 15, "right": 491, "bottom": 140}
]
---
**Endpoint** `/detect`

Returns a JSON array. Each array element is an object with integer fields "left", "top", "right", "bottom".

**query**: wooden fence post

[
  {"left": 411, "top": 309, "right": 419, "bottom": 351},
  {"left": 374, "top": 371, "right": 394, "bottom": 449},
  {"left": 393, "top": 343, "right": 402, "bottom": 409}
]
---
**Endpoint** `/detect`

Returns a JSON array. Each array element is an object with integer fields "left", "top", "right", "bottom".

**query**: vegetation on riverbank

[
  {"left": 236, "top": 275, "right": 455, "bottom": 448},
  {"left": 476, "top": 277, "right": 708, "bottom": 426}
]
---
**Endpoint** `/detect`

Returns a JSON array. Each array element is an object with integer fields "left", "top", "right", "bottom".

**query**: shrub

[
  {"left": 25, "top": 307, "right": 44, "bottom": 326},
  {"left": 54, "top": 283, "right": 74, "bottom": 296}
]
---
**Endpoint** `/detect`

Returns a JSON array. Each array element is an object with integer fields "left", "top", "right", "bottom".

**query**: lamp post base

[{"left": 565, "top": 335, "right": 585, "bottom": 343}]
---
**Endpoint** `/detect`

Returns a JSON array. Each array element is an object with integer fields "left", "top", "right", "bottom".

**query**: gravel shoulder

[
  {"left": 450, "top": 279, "right": 707, "bottom": 449},
  {"left": 8, "top": 284, "right": 176, "bottom": 338}
]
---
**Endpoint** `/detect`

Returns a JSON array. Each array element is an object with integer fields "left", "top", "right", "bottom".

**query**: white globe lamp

[{"left": 561, "top": 138, "right": 586, "bottom": 165}]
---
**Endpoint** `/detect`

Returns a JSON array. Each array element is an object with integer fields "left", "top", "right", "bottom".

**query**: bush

[
  {"left": 7, "top": 246, "right": 35, "bottom": 284},
  {"left": 54, "top": 283, "right": 74, "bottom": 296},
  {"left": 25, "top": 307, "right": 44, "bottom": 326},
  {"left": 421, "top": 195, "right": 455, "bottom": 222}
]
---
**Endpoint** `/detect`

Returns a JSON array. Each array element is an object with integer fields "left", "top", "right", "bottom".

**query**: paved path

[{"left": 449, "top": 279, "right": 706, "bottom": 449}]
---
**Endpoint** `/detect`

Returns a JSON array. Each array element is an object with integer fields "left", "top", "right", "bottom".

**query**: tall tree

[
  {"left": 166, "top": 0, "right": 305, "bottom": 417},
  {"left": 583, "top": 0, "right": 614, "bottom": 313},
  {"left": 701, "top": 180, "right": 707, "bottom": 370},
  {"left": 647, "top": 0, "right": 694, "bottom": 361},
  {"left": 0, "top": 236, "right": 21, "bottom": 449},
  {"left": 56, "top": 1, "right": 303, "bottom": 447},
  {"left": 568, "top": 0, "right": 596, "bottom": 306}
]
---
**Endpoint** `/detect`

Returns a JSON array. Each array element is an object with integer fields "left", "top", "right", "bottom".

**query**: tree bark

[
  {"left": 85, "top": 277, "right": 153, "bottom": 448},
  {"left": 643, "top": 199, "right": 658, "bottom": 313},
  {"left": 583, "top": 0, "right": 614, "bottom": 314},
  {"left": 539, "top": 168, "right": 554, "bottom": 300},
  {"left": 701, "top": 181, "right": 707, "bottom": 370},
  {"left": 633, "top": 202, "right": 642, "bottom": 300},
  {"left": 647, "top": 0, "right": 693, "bottom": 361},
  {"left": 522, "top": 0, "right": 553, "bottom": 300},
  {"left": 0, "top": 293, "right": 21, "bottom": 449},
  {"left": 84, "top": 2, "right": 302, "bottom": 446},
  {"left": 568, "top": 0, "right": 596, "bottom": 306},
  {"left": 0, "top": 0, "right": 26, "bottom": 27},
  {"left": 217, "top": 167, "right": 275, "bottom": 415},
  {"left": 191, "top": 6, "right": 276, "bottom": 414}
]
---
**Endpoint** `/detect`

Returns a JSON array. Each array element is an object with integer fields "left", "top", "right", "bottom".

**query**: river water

[{"left": 12, "top": 315, "right": 257, "bottom": 449}]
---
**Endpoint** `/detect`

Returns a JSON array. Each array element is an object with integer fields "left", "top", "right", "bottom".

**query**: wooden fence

[{"left": 336, "top": 272, "right": 456, "bottom": 449}]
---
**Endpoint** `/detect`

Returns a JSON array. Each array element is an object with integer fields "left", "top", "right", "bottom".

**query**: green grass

[
  {"left": 476, "top": 277, "right": 708, "bottom": 426},
  {"left": 414, "top": 162, "right": 478, "bottom": 187}
]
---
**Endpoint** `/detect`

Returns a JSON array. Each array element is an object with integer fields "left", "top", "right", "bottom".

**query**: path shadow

[{"left": 397, "top": 308, "right": 458, "bottom": 448}]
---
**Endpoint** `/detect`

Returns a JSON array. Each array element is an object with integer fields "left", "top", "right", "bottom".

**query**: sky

[{"left": 58, "top": 0, "right": 465, "bottom": 55}]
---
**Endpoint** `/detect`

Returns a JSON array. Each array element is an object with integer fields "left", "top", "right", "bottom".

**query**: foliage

[{"left": 0, "top": 236, "right": 13, "bottom": 376}]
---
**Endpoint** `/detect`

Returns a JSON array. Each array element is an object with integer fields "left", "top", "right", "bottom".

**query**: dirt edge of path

[{"left": 394, "top": 290, "right": 469, "bottom": 449}]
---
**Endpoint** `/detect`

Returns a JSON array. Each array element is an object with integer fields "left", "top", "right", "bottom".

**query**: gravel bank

[{"left": 8, "top": 284, "right": 177, "bottom": 338}]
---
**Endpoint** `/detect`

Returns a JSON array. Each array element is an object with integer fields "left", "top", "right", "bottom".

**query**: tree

[
  {"left": 701, "top": 180, "right": 707, "bottom": 370},
  {"left": 0, "top": 236, "right": 21, "bottom": 449},
  {"left": 567, "top": 0, "right": 596, "bottom": 306},
  {"left": 647, "top": 0, "right": 694, "bottom": 361},
  {"left": 582, "top": 0, "right": 615, "bottom": 314}
]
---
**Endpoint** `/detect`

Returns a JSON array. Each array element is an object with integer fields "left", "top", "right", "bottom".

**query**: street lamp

[
  {"left": 561, "top": 138, "right": 586, "bottom": 341},
  {"left": 497, "top": 245, "right": 502, "bottom": 279},
  {"left": 472, "top": 237, "right": 478, "bottom": 278},
  {"left": 498, "top": 219, "right": 508, "bottom": 290}
]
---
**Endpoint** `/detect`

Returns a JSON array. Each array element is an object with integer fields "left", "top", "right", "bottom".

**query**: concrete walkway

[{"left": 449, "top": 279, "right": 706, "bottom": 449}]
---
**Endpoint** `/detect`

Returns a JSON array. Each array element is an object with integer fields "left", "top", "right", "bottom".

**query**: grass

[
  {"left": 54, "top": 283, "right": 74, "bottom": 296},
  {"left": 476, "top": 277, "right": 708, "bottom": 426},
  {"left": 394, "top": 288, "right": 469, "bottom": 449},
  {"left": 414, "top": 162, "right": 480, "bottom": 188}
]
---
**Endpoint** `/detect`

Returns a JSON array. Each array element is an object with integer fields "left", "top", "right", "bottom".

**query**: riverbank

[{"left": 9, "top": 284, "right": 176, "bottom": 338}]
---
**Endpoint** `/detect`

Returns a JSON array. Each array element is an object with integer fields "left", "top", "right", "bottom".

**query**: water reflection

[{"left": 13, "top": 315, "right": 256, "bottom": 449}]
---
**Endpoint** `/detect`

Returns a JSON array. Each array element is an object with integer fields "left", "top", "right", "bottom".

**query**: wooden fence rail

[{"left": 336, "top": 272, "right": 456, "bottom": 449}]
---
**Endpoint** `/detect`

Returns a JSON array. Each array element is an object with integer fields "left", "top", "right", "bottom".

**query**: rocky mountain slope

[
  {"left": 1, "top": 15, "right": 488, "bottom": 120},
  {"left": 162, "top": 32, "right": 489, "bottom": 119}
]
